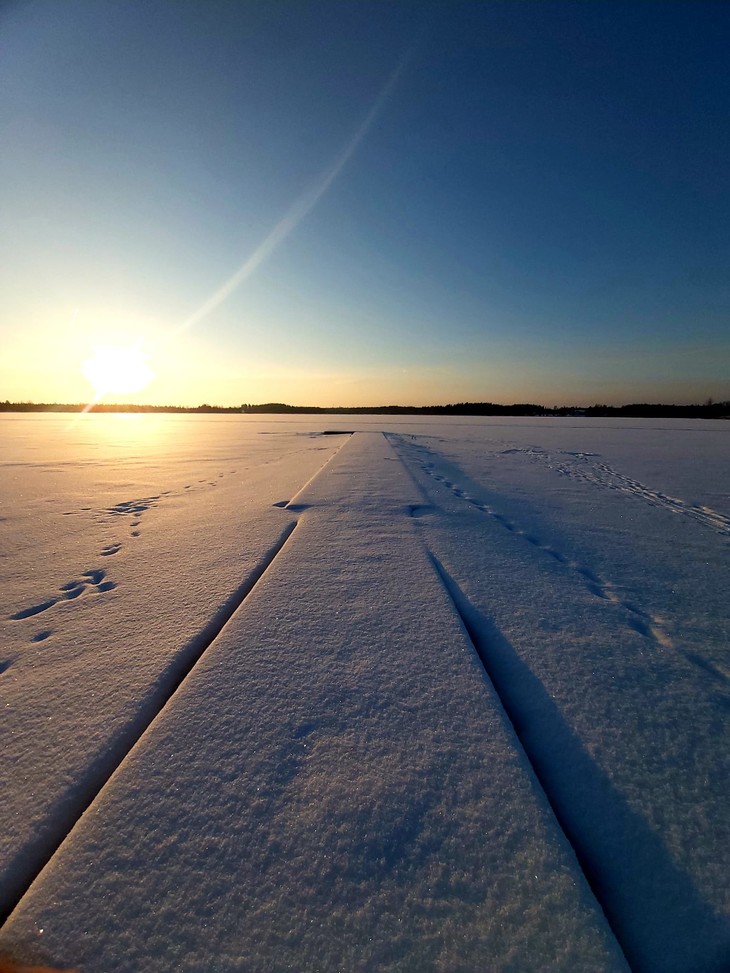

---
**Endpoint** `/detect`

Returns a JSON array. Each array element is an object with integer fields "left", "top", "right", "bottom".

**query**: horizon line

[{"left": 1, "top": 399, "right": 728, "bottom": 416}]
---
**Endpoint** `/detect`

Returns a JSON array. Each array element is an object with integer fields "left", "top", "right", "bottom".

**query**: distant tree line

[
  {"left": 2, "top": 399, "right": 728, "bottom": 418},
  {"left": 562, "top": 402, "right": 730, "bottom": 418},
  {"left": 240, "top": 401, "right": 549, "bottom": 415},
  {"left": 0, "top": 401, "right": 242, "bottom": 414},
  {"left": 242, "top": 401, "right": 730, "bottom": 418}
]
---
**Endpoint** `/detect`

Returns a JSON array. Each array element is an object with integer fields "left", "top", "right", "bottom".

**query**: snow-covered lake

[{"left": 1, "top": 414, "right": 728, "bottom": 972}]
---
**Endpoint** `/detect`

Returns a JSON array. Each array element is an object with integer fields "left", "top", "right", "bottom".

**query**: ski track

[
  {"left": 2, "top": 451, "right": 337, "bottom": 680},
  {"left": 0, "top": 437, "right": 350, "bottom": 926},
  {"left": 396, "top": 438, "right": 730, "bottom": 970},
  {"left": 0, "top": 431, "right": 633, "bottom": 973},
  {"left": 393, "top": 437, "right": 672, "bottom": 649},
  {"left": 391, "top": 436, "right": 730, "bottom": 691},
  {"left": 425, "top": 552, "right": 730, "bottom": 973},
  {"left": 2, "top": 429, "right": 726, "bottom": 969},
  {"left": 0, "top": 521, "right": 298, "bottom": 926},
  {"left": 425, "top": 552, "right": 632, "bottom": 968}
]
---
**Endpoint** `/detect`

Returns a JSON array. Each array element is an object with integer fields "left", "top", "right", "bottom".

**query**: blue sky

[{"left": 1, "top": 0, "right": 728, "bottom": 406}]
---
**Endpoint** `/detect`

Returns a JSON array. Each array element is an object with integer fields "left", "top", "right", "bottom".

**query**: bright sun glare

[{"left": 82, "top": 344, "right": 154, "bottom": 398}]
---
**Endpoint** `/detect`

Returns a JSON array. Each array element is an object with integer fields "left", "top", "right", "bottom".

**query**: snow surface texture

[
  {"left": 387, "top": 421, "right": 730, "bottom": 973},
  {"left": 1, "top": 424, "right": 626, "bottom": 972},
  {"left": 0, "top": 415, "right": 343, "bottom": 920},
  {"left": 1, "top": 415, "right": 728, "bottom": 972}
]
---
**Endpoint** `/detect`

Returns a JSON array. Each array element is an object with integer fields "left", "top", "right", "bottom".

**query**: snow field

[
  {"left": 0, "top": 416, "right": 344, "bottom": 921},
  {"left": 1, "top": 414, "right": 727, "bottom": 972},
  {"left": 388, "top": 429, "right": 730, "bottom": 973},
  {"left": 0, "top": 432, "right": 627, "bottom": 972}
]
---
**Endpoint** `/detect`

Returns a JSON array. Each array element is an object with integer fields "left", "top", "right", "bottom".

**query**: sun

[{"left": 82, "top": 343, "right": 155, "bottom": 398}]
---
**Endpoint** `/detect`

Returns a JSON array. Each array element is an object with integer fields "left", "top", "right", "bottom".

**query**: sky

[{"left": 1, "top": 0, "right": 729, "bottom": 408}]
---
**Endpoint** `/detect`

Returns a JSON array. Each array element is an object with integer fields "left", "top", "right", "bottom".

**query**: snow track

[
  {"left": 1, "top": 418, "right": 727, "bottom": 972},
  {"left": 554, "top": 458, "right": 730, "bottom": 536},
  {"left": 0, "top": 519, "right": 298, "bottom": 922},
  {"left": 0, "top": 434, "right": 626, "bottom": 973},
  {"left": 427, "top": 551, "right": 620, "bottom": 933},
  {"left": 0, "top": 428, "right": 347, "bottom": 925},
  {"left": 393, "top": 436, "right": 676, "bottom": 649},
  {"left": 390, "top": 432, "right": 730, "bottom": 973}
]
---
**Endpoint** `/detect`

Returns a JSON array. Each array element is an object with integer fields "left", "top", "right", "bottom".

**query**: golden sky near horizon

[{"left": 2, "top": 309, "right": 719, "bottom": 409}]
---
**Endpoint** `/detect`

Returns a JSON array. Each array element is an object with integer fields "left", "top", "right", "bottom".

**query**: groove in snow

[{"left": 0, "top": 521, "right": 298, "bottom": 927}]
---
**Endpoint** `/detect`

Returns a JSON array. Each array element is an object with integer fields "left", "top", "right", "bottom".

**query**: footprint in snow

[
  {"left": 411, "top": 448, "right": 674, "bottom": 648},
  {"left": 10, "top": 599, "right": 57, "bottom": 620},
  {"left": 408, "top": 504, "right": 434, "bottom": 519},
  {"left": 9, "top": 569, "right": 116, "bottom": 624}
]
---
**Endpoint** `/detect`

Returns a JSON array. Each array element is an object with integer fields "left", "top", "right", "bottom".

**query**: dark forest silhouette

[{"left": 1, "top": 400, "right": 728, "bottom": 419}]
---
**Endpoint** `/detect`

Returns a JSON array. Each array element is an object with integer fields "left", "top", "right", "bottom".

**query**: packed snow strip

[
  {"left": 0, "top": 433, "right": 627, "bottom": 973},
  {"left": 388, "top": 433, "right": 730, "bottom": 973},
  {"left": 0, "top": 417, "right": 346, "bottom": 922}
]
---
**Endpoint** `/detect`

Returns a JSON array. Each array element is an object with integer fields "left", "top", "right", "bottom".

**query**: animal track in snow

[
  {"left": 433, "top": 438, "right": 730, "bottom": 538},
  {"left": 10, "top": 599, "right": 57, "bottom": 620},
  {"left": 396, "top": 436, "right": 673, "bottom": 650},
  {"left": 101, "top": 494, "right": 164, "bottom": 537},
  {"left": 8, "top": 569, "right": 116, "bottom": 624},
  {"left": 498, "top": 446, "right": 730, "bottom": 538},
  {"left": 101, "top": 492, "right": 170, "bottom": 539},
  {"left": 407, "top": 503, "right": 436, "bottom": 519},
  {"left": 551, "top": 460, "right": 730, "bottom": 535},
  {"left": 107, "top": 496, "right": 160, "bottom": 517}
]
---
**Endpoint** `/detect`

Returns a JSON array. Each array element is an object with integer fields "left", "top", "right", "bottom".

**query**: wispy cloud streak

[{"left": 175, "top": 47, "right": 414, "bottom": 336}]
